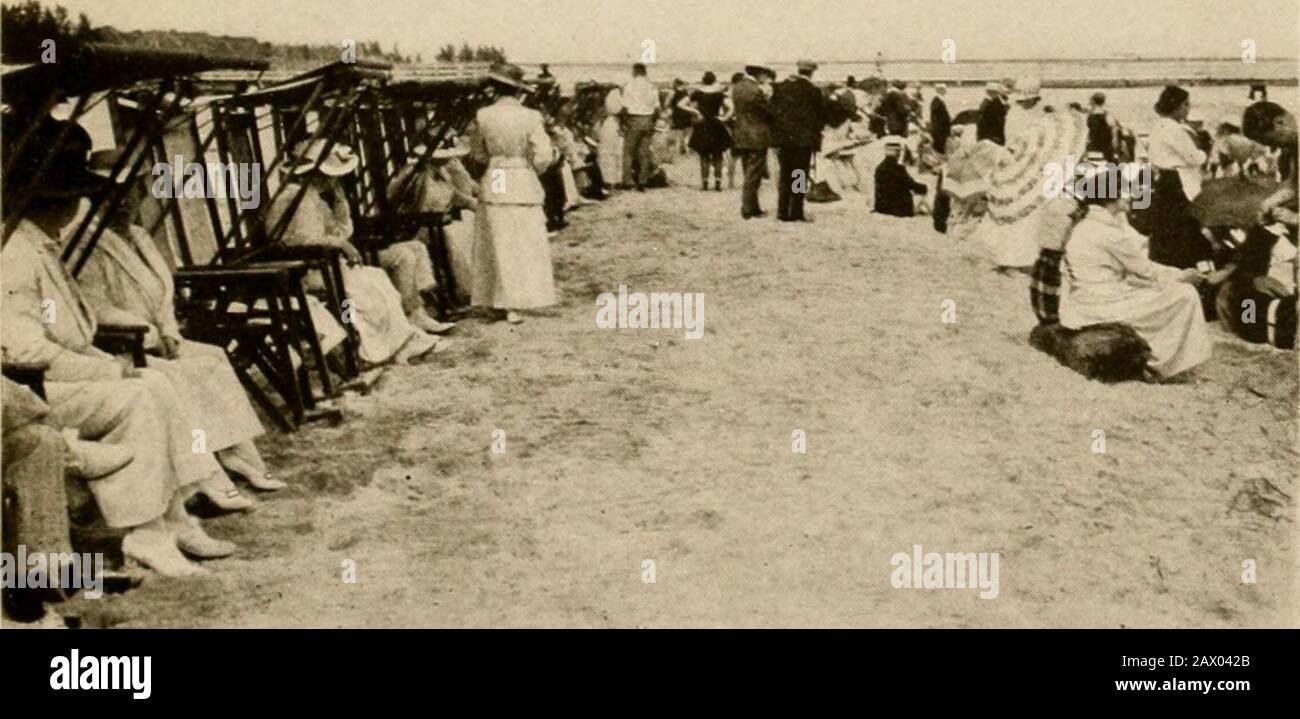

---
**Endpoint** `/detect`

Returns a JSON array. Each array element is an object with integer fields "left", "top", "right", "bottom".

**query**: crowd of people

[{"left": 2, "top": 57, "right": 1295, "bottom": 626}]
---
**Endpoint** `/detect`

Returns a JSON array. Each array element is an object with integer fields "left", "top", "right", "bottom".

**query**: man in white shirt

[{"left": 620, "top": 63, "right": 660, "bottom": 190}]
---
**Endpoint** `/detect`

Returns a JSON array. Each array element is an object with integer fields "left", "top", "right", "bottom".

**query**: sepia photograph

[{"left": 0, "top": 0, "right": 1296, "bottom": 670}]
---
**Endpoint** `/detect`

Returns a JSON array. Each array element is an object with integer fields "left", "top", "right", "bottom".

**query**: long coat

[
  {"left": 730, "top": 77, "right": 774, "bottom": 151},
  {"left": 75, "top": 222, "right": 266, "bottom": 452},
  {"left": 1059, "top": 206, "right": 1212, "bottom": 378},
  {"left": 771, "top": 75, "right": 828, "bottom": 150},
  {"left": 976, "top": 96, "right": 1007, "bottom": 145},
  {"left": 929, "top": 96, "right": 951, "bottom": 151},
  {"left": 468, "top": 95, "right": 558, "bottom": 309}
]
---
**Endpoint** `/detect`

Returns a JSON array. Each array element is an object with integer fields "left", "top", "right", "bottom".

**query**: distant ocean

[{"left": 534, "top": 58, "right": 1299, "bottom": 87}]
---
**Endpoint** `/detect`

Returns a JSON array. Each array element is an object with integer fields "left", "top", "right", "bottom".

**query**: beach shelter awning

[{"left": 0, "top": 42, "right": 268, "bottom": 107}]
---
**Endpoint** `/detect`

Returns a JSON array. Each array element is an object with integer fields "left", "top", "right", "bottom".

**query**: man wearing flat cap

[
  {"left": 771, "top": 59, "right": 828, "bottom": 222},
  {"left": 732, "top": 62, "right": 777, "bottom": 218}
]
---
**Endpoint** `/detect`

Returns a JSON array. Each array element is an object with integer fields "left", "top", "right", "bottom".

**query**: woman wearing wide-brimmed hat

[
  {"left": 466, "top": 62, "right": 557, "bottom": 323},
  {"left": 1145, "top": 84, "right": 1212, "bottom": 269},
  {"left": 264, "top": 138, "right": 443, "bottom": 364}
]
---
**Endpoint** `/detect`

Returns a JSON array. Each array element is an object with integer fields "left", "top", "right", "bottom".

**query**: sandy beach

[{"left": 53, "top": 150, "right": 1294, "bottom": 629}]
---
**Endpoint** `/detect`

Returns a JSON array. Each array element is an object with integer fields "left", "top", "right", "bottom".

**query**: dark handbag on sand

[{"left": 1029, "top": 322, "right": 1151, "bottom": 383}]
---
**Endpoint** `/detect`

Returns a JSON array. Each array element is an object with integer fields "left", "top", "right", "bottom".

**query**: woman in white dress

[
  {"left": 265, "top": 141, "right": 441, "bottom": 364},
  {"left": 467, "top": 64, "right": 558, "bottom": 324},
  {"left": 1059, "top": 170, "right": 1212, "bottom": 380},
  {"left": 597, "top": 88, "right": 624, "bottom": 187}
]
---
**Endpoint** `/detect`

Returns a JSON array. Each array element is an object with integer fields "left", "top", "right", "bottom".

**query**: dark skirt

[
  {"left": 689, "top": 118, "right": 732, "bottom": 156},
  {"left": 1147, "top": 171, "right": 1211, "bottom": 269}
]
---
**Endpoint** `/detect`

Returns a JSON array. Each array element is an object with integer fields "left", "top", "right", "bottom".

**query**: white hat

[
  {"left": 881, "top": 135, "right": 906, "bottom": 148},
  {"left": 291, "top": 139, "right": 359, "bottom": 177}
]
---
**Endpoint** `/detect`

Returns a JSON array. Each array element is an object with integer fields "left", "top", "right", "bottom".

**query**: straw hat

[
  {"left": 487, "top": 62, "right": 530, "bottom": 92},
  {"left": 410, "top": 141, "right": 470, "bottom": 161},
  {"left": 291, "top": 139, "right": 359, "bottom": 177},
  {"left": 985, "top": 110, "right": 1088, "bottom": 224}
]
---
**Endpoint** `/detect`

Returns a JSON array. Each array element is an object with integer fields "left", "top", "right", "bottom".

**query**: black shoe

[{"left": 635, "top": 185, "right": 645, "bottom": 192}]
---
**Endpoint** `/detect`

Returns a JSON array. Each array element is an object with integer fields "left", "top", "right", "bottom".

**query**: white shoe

[
  {"left": 175, "top": 518, "right": 236, "bottom": 559},
  {"left": 198, "top": 485, "right": 256, "bottom": 512},
  {"left": 408, "top": 309, "right": 457, "bottom": 335},
  {"left": 122, "top": 528, "right": 208, "bottom": 577},
  {"left": 394, "top": 332, "right": 439, "bottom": 364}
]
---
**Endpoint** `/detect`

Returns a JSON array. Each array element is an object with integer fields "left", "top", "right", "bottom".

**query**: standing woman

[
  {"left": 678, "top": 71, "right": 734, "bottom": 191},
  {"left": 1146, "top": 85, "right": 1211, "bottom": 269},
  {"left": 469, "top": 64, "right": 558, "bottom": 324},
  {"left": 596, "top": 87, "right": 624, "bottom": 193}
]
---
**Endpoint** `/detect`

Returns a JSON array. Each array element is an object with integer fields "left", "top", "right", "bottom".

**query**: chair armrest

[
  {"left": 94, "top": 323, "right": 150, "bottom": 368},
  {"left": 2, "top": 362, "right": 46, "bottom": 399}
]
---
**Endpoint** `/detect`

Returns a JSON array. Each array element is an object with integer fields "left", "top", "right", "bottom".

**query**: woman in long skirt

[
  {"left": 1145, "top": 85, "right": 1211, "bottom": 269},
  {"left": 469, "top": 64, "right": 558, "bottom": 324}
]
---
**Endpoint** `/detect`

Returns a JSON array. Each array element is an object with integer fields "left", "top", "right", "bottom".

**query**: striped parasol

[
  {"left": 986, "top": 111, "right": 1089, "bottom": 224},
  {"left": 941, "top": 140, "right": 1008, "bottom": 199}
]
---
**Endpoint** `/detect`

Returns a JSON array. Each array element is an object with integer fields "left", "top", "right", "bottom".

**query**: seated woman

[
  {"left": 387, "top": 143, "right": 479, "bottom": 305},
  {"left": 1058, "top": 164, "right": 1212, "bottom": 380},
  {"left": 73, "top": 148, "right": 284, "bottom": 496},
  {"left": 264, "top": 140, "right": 442, "bottom": 366}
]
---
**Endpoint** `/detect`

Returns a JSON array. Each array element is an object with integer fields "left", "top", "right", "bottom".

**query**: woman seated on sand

[
  {"left": 1059, "top": 163, "right": 1212, "bottom": 380},
  {"left": 73, "top": 148, "right": 285, "bottom": 504},
  {"left": 264, "top": 140, "right": 443, "bottom": 365}
]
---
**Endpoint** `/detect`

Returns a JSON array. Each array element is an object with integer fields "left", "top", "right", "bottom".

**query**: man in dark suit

[
  {"left": 877, "top": 80, "right": 913, "bottom": 136},
  {"left": 732, "top": 62, "right": 776, "bottom": 219},
  {"left": 873, "top": 137, "right": 927, "bottom": 217},
  {"left": 976, "top": 82, "right": 1008, "bottom": 145},
  {"left": 929, "top": 83, "right": 951, "bottom": 154},
  {"left": 771, "top": 59, "right": 828, "bottom": 222}
]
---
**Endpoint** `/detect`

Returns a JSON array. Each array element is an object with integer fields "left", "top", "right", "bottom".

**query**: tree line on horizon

[{"left": 1, "top": 0, "right": 506, "bottom": 67}]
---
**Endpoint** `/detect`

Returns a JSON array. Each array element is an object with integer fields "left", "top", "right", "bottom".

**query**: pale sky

[{"left": 46, "top": 0, "right": 1300, "bottom": 64}]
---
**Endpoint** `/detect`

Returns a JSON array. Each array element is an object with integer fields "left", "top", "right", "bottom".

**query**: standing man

[
  {"left": 930, "top": 83, "right": 951, "bottom": 154},
  {"left": 878, "top": 80, "right": 913, "bottom": 136},
  {"left": 771, "top": 59, "right": 828, "bottom": 222},
  {"left": 732, "top": 61, "right": 776, "bottom": 219},
  {"left": 977, "top": 81, "right": 1008, "bottom": 145},
  {"left": 620, "top": 63, "right": 659, "bottom": 191}
]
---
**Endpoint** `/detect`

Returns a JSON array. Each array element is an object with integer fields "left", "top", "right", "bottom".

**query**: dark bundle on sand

[{"left": 1029, "top": 322, "right": 1152, "bottom": 382}]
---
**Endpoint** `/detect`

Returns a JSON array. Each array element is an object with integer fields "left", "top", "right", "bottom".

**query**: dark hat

[
  {"left": 2, "top": 115, "right": 105, "bottom": 200},
  {"left": 1154, "top": 85, "right": 1189, "bottom": 116},
  {"left": 487, "top": 62, "right": 530, "bottom": 91}
]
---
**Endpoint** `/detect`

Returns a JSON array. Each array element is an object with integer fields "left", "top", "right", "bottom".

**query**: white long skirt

[
  {"left": 147, "top": 339, "right": 265, "bottom": 452},
  {"left": 1060, "top": 281, "right": 1212, "bottom": 378},
  {"left": 472, "top": 203, "right": 557, "bottom": 310},
  {"left": 597, "top": 118, "right": 623, "bottom": 183},
  {"left": 342, "top": 265, "right": 420, "bottom": 364}
]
